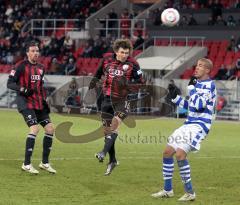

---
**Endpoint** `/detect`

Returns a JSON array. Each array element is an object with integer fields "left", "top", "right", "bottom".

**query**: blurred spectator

[
  {"left": 216, "top": 94, "right": 227, "bottom": 113},
  {"left": 215, "top": 15, "right": 226, "bottom": 26},
  {"left": 215, "top": 64, "right": 227, "bottom": 80},
  {"left": 165, "top": 80, "right": 181, "bottom": 110},
  {"left": 98, "top": 14, "right": 109, "bottom": 37},
  {"left": 235, "top": 0, "right": 240, "bottom": 8},
  {"left": 4, "top": 52, "right": 14, "bottom": 64},
  {"left": 65, "top": 58, "right": 76, "bottom": 75},
  {"left": 120, "top": 8, "right": 131, "bottom": 37},
  {"left": 108, "top": 8, "right": 118, "bottom": 29},
  {"left": 225, "top": 64, "right": 237, "bottom": 80},
  {"left": 48, "top": 57, "right": 64, "bottom": 75},
  {"left": 89, "top": 2, "right": 97, "bottom": 15},
  {"left": 134, "top": 34, "right": 144, "bottom": 49},
  {"left": 236, "top": 36, "right": 240, "bottom": 51},
  {"left": 179, "top": 15, "right": 189, "bottom": 26},
  {"left": 236, "top": 58, "right": 240, "bottom": 70},
  {"left": 209, "top": 0, "right": 223, "bottom": 21},
  {"left": 65, "top": 77, "right": 80, "bottom": 113},
  {"left": 227, "top": 15, "right": 236, "bottom": 27},
  {"left": 227, "top": 35, "right": 236, "bottom": 51},
  {"left": 198, "top": 0, "right": 208, "bottom": 8},
  {"left": 152, "top": 8, "right": 161, "bottom": 26},
  {"left": 190, "top": 1, "right": 198, "bottom": 9},
  {"left": 188, "top": 14, "right": 198, "bottom": 25},
  {"left": 82, "top": 42, "right": 93, "bottom": 57},
  {"left": 207, "top": 16, "right": 215, "bottom": 25},
  {"left": 63, "top": 35, "right": 74, "bottom": 52}
]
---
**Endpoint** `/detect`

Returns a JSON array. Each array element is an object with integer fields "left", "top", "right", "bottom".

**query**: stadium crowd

[
  {"left": 0, "top": 0, "right": 112, "bottom": 65},
  {"left": 151, "top": 0, "right": 240, "bottom": 26},
  {"left": 0, "top": 0, "right": 240, "bottom": 80}
]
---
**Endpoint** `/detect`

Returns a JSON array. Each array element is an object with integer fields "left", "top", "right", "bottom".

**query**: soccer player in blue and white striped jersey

[{"left": 152, "top": 58, "right": 216, "bottom": 201}]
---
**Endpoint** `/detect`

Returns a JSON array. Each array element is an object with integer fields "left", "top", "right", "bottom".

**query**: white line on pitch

[{"left": 0, "top": 156, "right": 240, "bottom": 161}]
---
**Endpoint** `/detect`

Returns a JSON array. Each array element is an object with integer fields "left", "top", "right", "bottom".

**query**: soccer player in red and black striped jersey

[
  {"left": 89, "top": 39, "right": 144, "bottom": 175},
  {"left": 7, "top": 41, "right": 56, "bottom": 174}
]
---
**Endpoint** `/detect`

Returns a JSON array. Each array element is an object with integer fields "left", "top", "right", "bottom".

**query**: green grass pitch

[{"left": 0, "top": 110, "right": 239, "bottom": 205}]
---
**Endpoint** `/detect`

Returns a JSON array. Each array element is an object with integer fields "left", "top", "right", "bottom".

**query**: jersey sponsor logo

[
  {"left": 109, "top": 68, "right": 124, "bottom": 77},
  {"left": 10, "top": 70, "right": 16, "bottom": 76},
  {"left": 31, "top": 75, "right": 41, "bottom": 81},
  {"left": 122, "top": 64, "right": 129, "bottom": 71},
  {"left": 137, "top": 70, "right": 142, "bottom": 75}
]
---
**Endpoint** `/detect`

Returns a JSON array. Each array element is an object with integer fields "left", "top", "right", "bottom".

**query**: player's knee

[
  {"left": 44, "top": 123, "right": 55, "bottom": 135},
  {"left": 163, "top": 150, "right": 172, "bottom": 158},
  {"left": 163, "top": 146, "right": 175, "bottom": 158},
  {"left": 110, "top": 116, "right": 121, "bottom": 132},
  {"left": 175, "top": 150, "right": 187, "bottom": 161},
  {"left": 103, "top": 126, "right": 111, "bottom": 135},
  {"left": 30, "top": 125, "right": 40, "bottom": 135}
]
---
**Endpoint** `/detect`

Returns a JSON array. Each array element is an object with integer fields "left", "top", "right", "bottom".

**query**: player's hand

[
  {"left": 20, "top": 87, "right": 34, "bottom": 97},
  {"left": 88, "top": 78, "right": 98, "bottom": 89},
  {"left": 188, "top": 76, "right": 197, "bottom": 86}
]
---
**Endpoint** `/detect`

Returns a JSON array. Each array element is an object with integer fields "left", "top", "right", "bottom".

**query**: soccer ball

[{"left": 161, "top": 8, "right": 180, "bottom": 27}]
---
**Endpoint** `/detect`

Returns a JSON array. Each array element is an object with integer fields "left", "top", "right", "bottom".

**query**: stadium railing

[
  {"left": 21, "top": 19, "right": 85, "bottom": 37},
  {"left": 93, "top": 18, "right": 146, "bottom": 39}
]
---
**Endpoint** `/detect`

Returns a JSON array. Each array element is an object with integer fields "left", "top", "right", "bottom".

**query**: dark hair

[
  {"left": 26, "top": 41, "right": 39, "bottom": 52},
  {"left": 112, "top": 39, "right": 133, "bottom": 53}
]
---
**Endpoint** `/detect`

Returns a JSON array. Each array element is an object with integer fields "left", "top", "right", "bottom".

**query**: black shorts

[
  {"left": 101, "top": 96, "right": 130, "bottom": 127},
  {"left": 20, "top": 107, "right": 51, "bottom": 127}
]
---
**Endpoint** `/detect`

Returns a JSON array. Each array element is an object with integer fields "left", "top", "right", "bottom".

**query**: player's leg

[
  {"left": 95, "top": 96, "right": 114, "bottom": 162},
  {"left": 37, "top": 109, "right": 56, "bottom": 174},
  {"left": 20, "top": 109, "right": 39, "bottom": 174},
  {"left": 102, "top": 124, "right": 117, "bottom": 163},
  {"left": 152, "top": 145, "right": 175, "bottom": 198},
  {"left": 103, "top": 100, "right": 129, "bottom": 175},
  {"left": 104, "top": 99, "right": 129, "bottom": 160},
  {"left": 102, "top": 116, "right": 120, "bottom": 157},
  {"left": 106, "top": 99, "right": 130, "bottom": 155},
  {"left": 176, "top": 148, "right": 195, "bottom": 201},
  {"left": 103, "top": 115, "right": 121, "bottom": 175}
]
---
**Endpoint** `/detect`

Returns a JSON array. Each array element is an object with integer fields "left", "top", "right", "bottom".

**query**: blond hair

[{"left": 198, "top": 58, "right": 213, "bottom": 70}]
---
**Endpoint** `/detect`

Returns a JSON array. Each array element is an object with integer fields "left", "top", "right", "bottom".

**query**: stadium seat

[
  {"left": 132, "top": 50, "right": 142, "bottom": 57},
  {"left": 181, "top": 68, "right": 194, "bottom": 79}
]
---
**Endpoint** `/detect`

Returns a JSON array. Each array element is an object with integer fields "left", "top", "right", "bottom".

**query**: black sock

[
  {"left": 109, "top": 142, "right": 117, "bottom": 163},
  {"left": 24, "top": 134, "right": 36, "bottom": 165},
  {"left": 42, "top": 133, "right": 53, "bottom": 164},
  {"left": 102, "top": 133, "right": 118, "bottom": 155}
]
